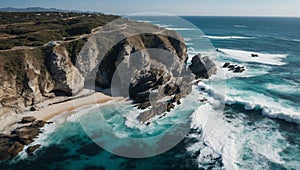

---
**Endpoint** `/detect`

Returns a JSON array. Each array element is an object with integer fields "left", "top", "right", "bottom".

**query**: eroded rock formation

[
  {"left": 0, "top": 18, "right": 217, "bottom": 129},
  {"left": 189, "top": 54, "right": 217, "bottom": 79},
  {"left": 0, "top": 118, "right": 47, "bottom": 161}
]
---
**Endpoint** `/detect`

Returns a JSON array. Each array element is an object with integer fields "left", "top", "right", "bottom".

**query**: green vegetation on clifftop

[{"left": 0, "top": 12, "right": 119, "bottom": 50}]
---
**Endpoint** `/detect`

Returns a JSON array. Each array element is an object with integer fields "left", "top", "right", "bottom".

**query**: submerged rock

[
  {"left": 177, "top": 100, "right": 181, "bottom": 105},
  {"left": 0, "top": 135, "right": 24, "bottom": 161},
  {"left": 223, "top": 62, "right": 230, "bottom": 68},
  {"left": 233, "top": 66, "right": 245, "bottom": 73},
  {"left": 224, "top": 62, "right": 246, "bottom": 73},
  {"left": 228, "top": 64, "right": 235, "bottom": 71},
  {"left": 0, "top": 119, "right": 46, "bottom": 160},
  {"left": 30, "top": 120, "right": 46, "bottom": 128},
  {"left": 13, "top": 126, "right": 40, "bottom": 145},
  {"left": 26, "top": 144, "right": 41, "bottom": 155},
  {"left": 199, "top": 98, "right": 208, "bottom": 103}
]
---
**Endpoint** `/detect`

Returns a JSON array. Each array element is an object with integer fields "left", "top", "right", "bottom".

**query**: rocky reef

[
  {"left": 0, "top": 116, "right": 50, "bottom": 161},
  {"left": 222, "top": 62, "right": 246, "bottom": 73}
]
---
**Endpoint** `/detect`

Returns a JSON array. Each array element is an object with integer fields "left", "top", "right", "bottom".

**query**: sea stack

[{"left": 189, "top": 54, "right": 217, "bottom": 79}]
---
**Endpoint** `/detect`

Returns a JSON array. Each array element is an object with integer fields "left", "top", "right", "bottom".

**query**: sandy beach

[
  {"left": 26, "top": 92, "right": 119, "bottom": 121},
  {"left": 1, "top": 89, "right": 123, "bottom": 133}
]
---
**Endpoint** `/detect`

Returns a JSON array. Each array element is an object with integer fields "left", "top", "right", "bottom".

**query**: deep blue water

[{"left": 1, "top": 16, "right": 300, "bottom": 170}]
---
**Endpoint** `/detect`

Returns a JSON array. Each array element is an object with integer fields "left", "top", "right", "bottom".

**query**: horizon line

[{"left": 1, "top": 6, "right": 299, "bottom": 18}]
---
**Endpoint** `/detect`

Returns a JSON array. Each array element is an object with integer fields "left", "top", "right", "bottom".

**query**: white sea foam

[
  {"left": 167, "top": 28, "right": 196, "bottom": 31},
  {"left": 244, "top": 102, "right": 256, "bottom": 110},
  {"left": 14, "top": 101, "right": 119, "bottom": 161},
  {"left": 293, "top": 39, "right": 300, "bottom": 42},
  {"left": 234, "top": 25, "right": 247, "bottom": 28},
  {"left": 12, "top": 122, "right": 60, "bottom": 162},
  {"left": 191, "top": 103, "right": 212, "bottom": 129},
  {"left": 124, "top": 108, "right": 145, "bottom": 130},
  {"left": 189, "top": 90, "right": 238, "bottom": 169},
  {"left": 136, "top": 20, "right": 151, "bottom": 23},
  {"left": 197, "top": 81, "right": 300, "bottom": 125},
  {"left": 185, "top": 43, "right": 194, "bottom": 46},
  {"left": 265, "top": 83, "right": 299, "bottom": 93},
  {"left": 155, "top": 23, "right": 173, "bottom": 28},
  {"left": 209, "top": 60, "right": 270, "bottom": 80},
  {"left": 218, "top": 48, "right": 288, "bottom": 65},
  {"left": 12, "top": 110, "right": 74, "bottom": 162},
  {"left": 203, "top": 35, "right": 253, "bottom": 40},
  {"left": 197, "top": 82, "right": 228, "bottom": 104},
  {"left": 271, "top": 36, "right": 300, "bottom": 43},
  {"left": 184, "top": 37, "right": 192, "bottom": 42},
  {"left": 233, "top": 122, "right": 286, "bottom": 167},
  {"left": 191, "top": 82, "right": 292, "bottom": 168},
  {"left": 236, "top": 96, "right": 300, "bottom": 124},
  {"left": 187, "top": 47, "right": 202, "bottom": 65}
]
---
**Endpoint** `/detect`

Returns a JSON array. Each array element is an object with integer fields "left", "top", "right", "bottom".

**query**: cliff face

[
  {"left": 0, "top": 50, "right": 46, "bottom": 129},
  {"left": 0, "top": 45, "right": 85, "bottom": 130},
  {"left": 0, "top": 18, "right": 216, "bottom": 129},
  {"left": 75, "top": 19, "right": 197, "bottom": 122},
  {"left": 94, "top": 33, "right": 193, "bottom": 122},
  {"left": 47, "top": 45, "right": 84, "bottom": 95}
]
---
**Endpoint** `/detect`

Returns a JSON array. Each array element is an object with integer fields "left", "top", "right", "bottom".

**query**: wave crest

[
  {"left": 203, "top": 35, "right": 253, "bottom": 40},
  {"left": 196, "top": 82, "right": 300, "bottom": 125},
  {"left": 218, "top": 48, "right": 288, "bottom": 66}
]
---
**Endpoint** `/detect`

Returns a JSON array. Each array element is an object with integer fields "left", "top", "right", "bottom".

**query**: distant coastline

[{"left": 0, "top": 7, "right": 100, "bottom": 14}]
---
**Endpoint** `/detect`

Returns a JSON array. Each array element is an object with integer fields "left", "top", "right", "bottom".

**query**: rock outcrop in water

[
  {"left": 0, "top": 118, "right": 47, "bottom": 160},
  {"left": 222, "top": 62, "right": 245, "bottom": 73},
  {"left": 189, "top": 54, "right": 217, "bottom": 79}
]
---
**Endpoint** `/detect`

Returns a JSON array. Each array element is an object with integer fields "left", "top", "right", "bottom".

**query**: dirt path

[{"left": 0, "top": 23, "right": 104, "bottom": 52}]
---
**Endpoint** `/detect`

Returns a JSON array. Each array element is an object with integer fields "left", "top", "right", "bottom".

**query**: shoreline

[
  {"left": 0, "top": 89, "right": 124, "bottom": 161},
  {"left": 2, "top": 89, "right": 124, "bottom": 133},
  {"left": 26, "top": 92, "right": 118, "bottom": 122}
]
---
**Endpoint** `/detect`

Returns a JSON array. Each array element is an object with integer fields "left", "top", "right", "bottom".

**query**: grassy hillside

[{"left": 0, "top": 12, "right": 119, "bottom": 50}]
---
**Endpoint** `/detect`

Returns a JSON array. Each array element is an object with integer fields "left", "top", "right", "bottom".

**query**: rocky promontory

[
  {"left": 77, "top": 18, "right": 217, "bottom": 122},
  {"left": 0, "top": 17, "right": 217, "bottom": 129},
  {"left": 0, "top": 14, "right": 218, "bottom": 161}
]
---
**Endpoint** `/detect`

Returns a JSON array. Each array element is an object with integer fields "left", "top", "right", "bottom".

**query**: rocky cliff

[
  {"left": 0, "top": 18, "right": 216, "bottom": 130},
  {"left": 76, "top": 18, "right": 203, "bottom": 123},
  {"left": 0, "top": 43, "right": 85, "bottom": 130}
]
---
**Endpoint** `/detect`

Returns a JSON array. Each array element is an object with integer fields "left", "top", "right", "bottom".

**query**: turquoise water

[{"left": 2, "top": 16, "right": 300, "bottom": 169}]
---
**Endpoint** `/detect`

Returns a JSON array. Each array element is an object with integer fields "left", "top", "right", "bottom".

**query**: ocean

[{"left": 2, "top": 16, "right": 300, "bottom": 169}]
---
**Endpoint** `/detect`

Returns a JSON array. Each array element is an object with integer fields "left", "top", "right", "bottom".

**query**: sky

[{"left": 0, "top": 0, "right": 299, "bottom": 17}]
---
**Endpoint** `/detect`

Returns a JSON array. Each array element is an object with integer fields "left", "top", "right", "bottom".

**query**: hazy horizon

[{"left": 0, "top": 0, "right": 299, "bottom": 17}]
